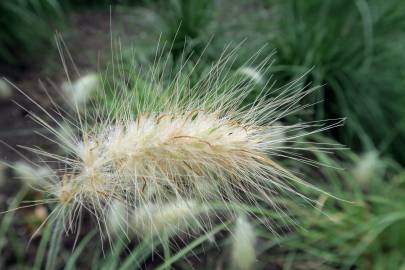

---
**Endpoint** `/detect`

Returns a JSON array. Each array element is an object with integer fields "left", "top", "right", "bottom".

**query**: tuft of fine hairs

[{"left": 8, "top": 45, "right": 343, "bottom": 242}]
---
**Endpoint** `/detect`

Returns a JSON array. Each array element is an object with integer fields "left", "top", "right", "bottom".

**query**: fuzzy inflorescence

[{"left": 11, "top": 49, "right": 342, "bottom": 240}]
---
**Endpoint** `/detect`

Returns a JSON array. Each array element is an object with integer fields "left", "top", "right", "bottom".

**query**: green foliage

[
  {"left": 262, "top": 140, "right": 405, "bottom": 269},
  {"left": 66, "top": 0, "right": 150, "bottom": 8},
  {"left": 159, "top": 0, "right": 215, "bottom": 59},
  {"left": 0, "top": 0, "right": 150, "bottom": 66},
  {"left": 265, "top": 0, "right": 405, "bottom": 163},
  {"left": 0, "top": 0, "right": 65, "bottom": 65}
]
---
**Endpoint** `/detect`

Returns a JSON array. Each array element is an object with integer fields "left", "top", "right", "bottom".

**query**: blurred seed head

[
  {"left": 237, "top": 67, "right": 264, "bottom": 85},
  {"left": 352, "top": 151, "right": 384, "bottom": 186},
  {"left": 131, "top": 200, "right": 208, "bottom": 238},
  {"left": 0, "top": 78, "right": 12, "bottom": 100},
  {"left": 231, "top": 215, "right": 256, "bottom": 270},
  {"left": 62, "top": 73, "right": 99, "bottom": 108},
  {"left": 108, "top": 199, "right": 210, "bottom": 242}
]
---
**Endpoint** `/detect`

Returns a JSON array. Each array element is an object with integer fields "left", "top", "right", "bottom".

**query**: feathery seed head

[{"left": 13, "top": 48, "right": 342, "bottom": 241}]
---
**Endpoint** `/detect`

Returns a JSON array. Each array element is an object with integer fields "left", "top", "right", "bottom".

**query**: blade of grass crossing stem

[
  {"left": 90, "top": 249, "right": 102, "bottom": 270},
  {"left": 64, "top": 230, "right": 97, "bottom": 270},
  {"left": 33, "top": 219, "right": 53, "bottom": 270},
  {"left": 162, "top": 232, "right": 171, "bottom": 270},
  {"left": 119, "top": 236, "right": 156, "bottom": 270},
  {"left": 46, "top": 209, "right": 65, "bottom": 270},
  {"left": 346, "top": 211, "right": 405, "bottom": 268},
  {"left": 100, "top": 237, "right": 128, "bottom": 270},
  {"left": 0, "top": 187, "right": 28, "bottom": 253},
  {"left": 156, "top": 222, "right": 229, "bottom": 270}
]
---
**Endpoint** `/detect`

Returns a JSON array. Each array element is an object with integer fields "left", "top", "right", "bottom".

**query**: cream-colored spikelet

[
  {"left": 231, "top": 215, "right": 256, "bottom": 270},
  {"left": 13, "top": 50, "right": 342, "bottom": 238},
  {"left": 108, "top": 199, "right": 208, "bottom": 239},
  {"left": 352, "top": 151, "right": 383, "bottom": 185},
  {"left": 131, "top": 200, "right": 208, "bottom": 237}
]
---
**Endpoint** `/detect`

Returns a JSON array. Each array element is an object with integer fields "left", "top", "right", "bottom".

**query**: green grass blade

[
  {"left": 33, "top": 220, "right": 53, "bottom": 270},
  {"left": 0, "top": 187, "right": 28, "bottom": 253},
  {"left": 155, "top": 222, "right": 229, "bottom": 270},
  {"left": 45, "top": 209, "right": 65, "bottom": 270},
  {"left": 64, "top": 230, "right": 97, "bottom": 270}
]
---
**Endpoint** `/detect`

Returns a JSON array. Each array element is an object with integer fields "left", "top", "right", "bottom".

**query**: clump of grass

[
  {"left": 0, "top": 0, "right": 65, "bottom": 65},
  {"left": 157, "top": 0, "right": 215, "bottom": 60},
  {"left": 263, "top": 0, "right": 405, "bottom": 163},
  {"left": 259, "top": 141, "right": 405, "bottom": 269},
  {"left": 121, "top": 0, "right": 216, "bottom": 64}
]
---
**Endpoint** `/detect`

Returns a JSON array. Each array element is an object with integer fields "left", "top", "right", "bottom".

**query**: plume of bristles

[{"left": 8, "top": 46, "right": 343, "bottom": 241}]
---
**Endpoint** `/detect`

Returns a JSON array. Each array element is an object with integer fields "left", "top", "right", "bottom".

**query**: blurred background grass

[{"left": 0, "top": 0, "right": 405, "bottom": 269}]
